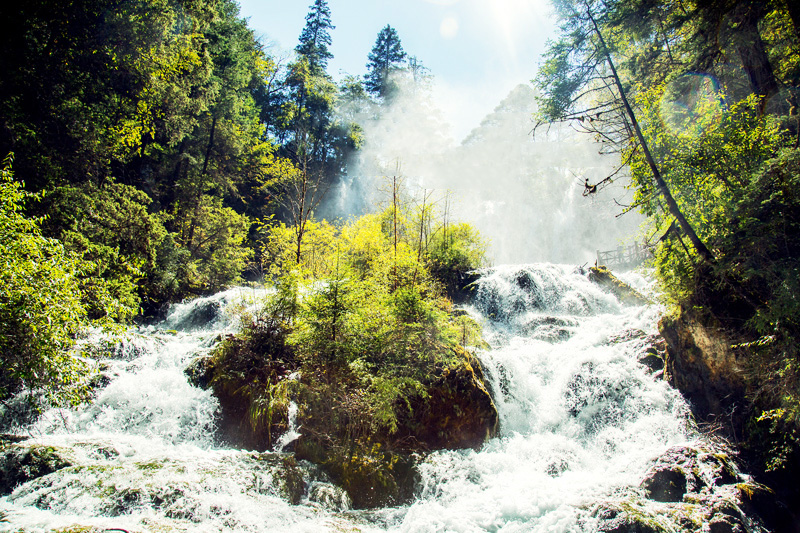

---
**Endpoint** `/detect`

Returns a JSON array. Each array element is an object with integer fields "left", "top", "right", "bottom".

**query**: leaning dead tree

[{"left": 535, "top": 0, "right": 716, "bottom": 266}]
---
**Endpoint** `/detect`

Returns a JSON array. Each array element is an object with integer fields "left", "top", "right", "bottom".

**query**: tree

[
  {"left": 537, "top": 0, "right": 715, "bottom": 265},
  {"left": 365, "top": 25, "right": 407, "bottom": 98},
  {"left": 603, "top": 0, "right": 795, "bottom": 107},
  {"left": 0, "top": 156, "right": 134, "bottom": 405},
  {"left": 271, "top": 3, "right": 359, "bottom": 214},
  {"left": 0, "top": 0, "right": 282, "bottom": 303},
  {"left": 280, "top": 136, "right": 331, "bottom": 265},
  {"left": 296, "top": 0, "right": 335, "bottom": 74}
]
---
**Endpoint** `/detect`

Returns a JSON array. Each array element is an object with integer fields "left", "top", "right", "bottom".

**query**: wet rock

[
  {"left": 595, "top": 507, "right": 664, "bottom": 533},
  {"left": 184, "top": 355, "right": 216, "bottom": 389},
  {"left": 600, "top": 518, "right": 664, "bottom": 533},
  {"left": 708, "top": 516, "right": 744, "bottom": 533},
  {"left": 103, "top": 486, "right": 146, "bottom": 516},
  {"left": 168, "top": 299, "right": 223, "bottom": 330},
  {"left": 638, "top": 444, "right": 765, "bottom": 531},
  {"left": 659, "top": 309, "right": 746, "bottom": 424},
  {"left": 292, "top": 349, "right": 498, "bottom": 509},
  {"left": 588, "top": 267, "right": 652, "bottom": 306},
  {"left": 638, "top": 353, "right": 664, "bottom": 373},
  {"left": 0, "top": 442, "right": 73, "bottom": 494},
  {"left": 546, "top": 459, "right": 569, "bottom": 477},
  {"left": 312, "top": 450, "right": 419, "bottom": 509},
  {"left": 642, "top": 466, "right": 687, "bottom": 502},
  {"left": 637, "top": 339, "right": 665, "bottom": 374},
  {"left": 246, "top": 452, "right": 305, "bottom": 505},
  {"left": 520, "top": 315, "right": 578, "bottom": 343},
  {"left": 307, "top": 477, "right": 352, "bottom": 511},
  {"left": 408, "top": 349, "right": 499, "bottom": 450},
  {"left": 0, "top": 434, "right": 28, "bottom": 444},
  {"left": 563, "top": 360, "right": 638, "bottom": 430},
  {"left": 72, "top": 442, "right": 120, "bottom": 461}
]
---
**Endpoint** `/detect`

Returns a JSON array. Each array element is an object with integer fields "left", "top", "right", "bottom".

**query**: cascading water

[{"left": 0, "top": 266, "right": 762, "bottom": 532}]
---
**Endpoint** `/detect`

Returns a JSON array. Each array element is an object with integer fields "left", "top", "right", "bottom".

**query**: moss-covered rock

[
  {"left": 207, "top": 312, "right": 499, "bottom": 509},
  {"left": 642, "top": 466, "right": 687, "bottom": 503},
  {"left": 292, "top": 349, "right": 498, "bottom": 508},
  {"left": 588, "top": 267, "right": 652, "bottom": 306},
  {"left": 0, "top": 441, "right": 74, "bottom": 494},
  {"left": 404, "top": 348, "right": 498, "bottom": 450},
  {"left": 595, "top": 506, "right": 666, "bottom": 533},
  {"left": 641, "top": 445, "right": 742, "bottom": 501},
  {"left": 200, "top": 319, "right": 297, "bottom": 451}
]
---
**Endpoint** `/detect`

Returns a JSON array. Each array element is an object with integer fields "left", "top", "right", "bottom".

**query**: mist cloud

[{"left": 326, "top": 76, "right": 643, "bottom": 266}]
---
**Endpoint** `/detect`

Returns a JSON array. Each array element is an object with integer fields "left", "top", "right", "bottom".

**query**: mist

[{"left": 322, "top": 76, "right": 644, "bottom": 266}]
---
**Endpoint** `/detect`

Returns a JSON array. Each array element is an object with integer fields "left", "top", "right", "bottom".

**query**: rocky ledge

[{"left": 594, "top": 444, "right": 770, "bottom": 533}]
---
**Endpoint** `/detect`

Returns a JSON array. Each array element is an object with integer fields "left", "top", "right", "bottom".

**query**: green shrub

[{"left": 0, "top": 156, "right": 134, "bottom": 404}]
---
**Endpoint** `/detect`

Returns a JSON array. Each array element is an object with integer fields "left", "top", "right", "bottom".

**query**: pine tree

[
  {"left": 296, "top": 0, "right": 334, "bottom": 74},
  {"left": 365, "top": 25, "right": 407, "bottom": 98}
]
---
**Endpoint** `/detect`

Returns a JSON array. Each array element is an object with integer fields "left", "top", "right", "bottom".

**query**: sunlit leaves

[{"left": 0, "top": 157, "right": 135, "bottom": 405}]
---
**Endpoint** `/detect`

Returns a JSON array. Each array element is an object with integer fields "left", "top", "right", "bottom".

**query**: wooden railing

[{"left": 596, "top": 243, "right": 652, "bottom": 270}]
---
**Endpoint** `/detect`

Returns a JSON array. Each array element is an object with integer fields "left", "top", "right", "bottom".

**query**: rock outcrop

[
  {"left": 0, "top": 440, "right": 74, "bottom": 494},
  {"left": 195, "top": 341, "right": 499, "bottom": 508},
  {"left": 294, "top": 349, "right": 499, "bottom": 508},
  {"left": 659, "top": 309, "right": 746, "bottom": 423},
  {"left": 595, "top": 444, "right": 769, "bottom": 533},
  {"left": 402, "top": 350, "right": 499, "bottom": 450}
]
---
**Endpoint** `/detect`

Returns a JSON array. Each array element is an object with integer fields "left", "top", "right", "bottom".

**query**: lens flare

[{"left": 658, "top": 73, "right": 726, "bottom": 136}]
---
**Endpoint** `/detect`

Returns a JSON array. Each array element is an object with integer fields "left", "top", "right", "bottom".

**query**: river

[{"left": 0, "top": 264, "right": 761, "bottom": 532}]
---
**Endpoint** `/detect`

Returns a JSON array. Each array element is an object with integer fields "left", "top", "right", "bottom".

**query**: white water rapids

[{"left": 0, "top": 265, "right": 712, "bottom": 532}]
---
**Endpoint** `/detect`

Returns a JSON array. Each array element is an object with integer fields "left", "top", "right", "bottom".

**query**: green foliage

[
  {"left": 625, "top": 81, "right": 800, "bottom": 479},
  {"left": 215, "top": 203, "right": 486, "bottom": 458},
  {"left": 627, "top": 88, "right": 787, "bottom": 301},
  {"left": 173, "top": 195, "right": 253, "bottom": 294},
  {"left": 296, "top": 0, "right": 335, "bottom": 73},
  {"left": 0, "top": 157, "right": 134, "bottom": 405},
  {"left": 210, "top": 305, "right": 297, "bottom": 444},
  {"left": 42, "top": 180, "right": 168, "bottom": 316}
]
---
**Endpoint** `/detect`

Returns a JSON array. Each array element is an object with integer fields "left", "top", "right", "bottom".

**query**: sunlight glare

[
  {"left": 440, "top": 16, "right": 460, "bottom": 39},
  {"left": 486, "top": 0, "right": 539, "bottom": 62}
]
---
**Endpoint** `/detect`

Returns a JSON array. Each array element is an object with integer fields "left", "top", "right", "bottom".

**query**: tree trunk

[
  {"left": 202, "top": 114, "right": 218, "bottom": 177},
  {"left": 587, "top": 6, "right": 717, "bottom": 266},
  {"left": 784, "top": 0, "right": 800, "bottom": 45},
  {"left": 732, "top": 3, "right": 778, "bottom": 100}
]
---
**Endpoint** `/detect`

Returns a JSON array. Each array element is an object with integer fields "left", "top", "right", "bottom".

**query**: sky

[{"left": 237, "top": 0, "right": 558, "bottom": 141}]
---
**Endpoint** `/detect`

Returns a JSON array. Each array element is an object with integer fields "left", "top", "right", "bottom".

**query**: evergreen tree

[
  {"left": 365, "top": 25, "right": 407, "bottom": 98},
  {"left": 296, "top": 0, "right": 334, "bottom": 74}
]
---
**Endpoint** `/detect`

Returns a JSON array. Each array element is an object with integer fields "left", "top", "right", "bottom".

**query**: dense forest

[
  {"left": 0, "top": 0, "right": 478, "bottom": 395},
  {"left": 2, "top": 0, "right": 800, "bottom": 528}
]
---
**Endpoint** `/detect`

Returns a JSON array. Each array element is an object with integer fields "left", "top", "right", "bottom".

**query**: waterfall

[{"left": 0, "top": 266, "right": 763, "bottom": 532}]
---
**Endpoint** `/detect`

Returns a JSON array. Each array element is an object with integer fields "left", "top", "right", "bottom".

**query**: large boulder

[
  {"left": 659, "top": 309, "right": 746, "bottom": 422},
  {"left": 405, "top": 349, "right": 499, "bottom": 450},
  {"left": 201, "top": 319, "right": 499, "bottom": 509},
  {"left": 0, "top": 440, "right": 73, "bottom": 494},
  {"left": 294, "top": 348, "right": 499, "bottom": 508}
]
